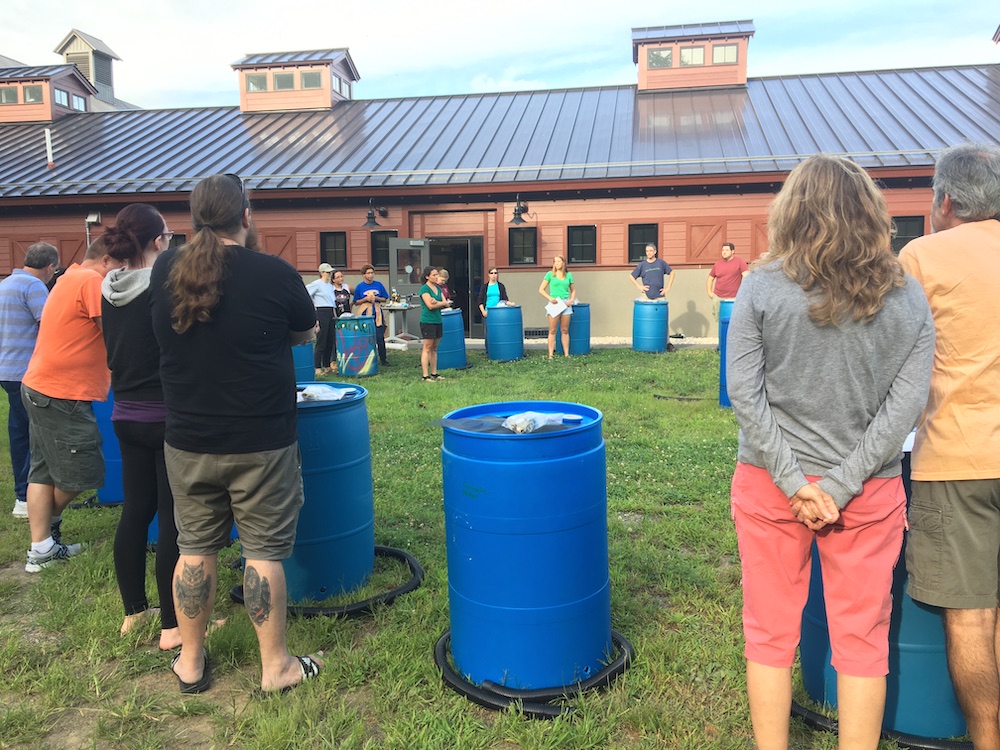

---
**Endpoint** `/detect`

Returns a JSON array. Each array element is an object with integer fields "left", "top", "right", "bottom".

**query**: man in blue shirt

[
  {"left": 0, "top": 242, "right": 59, "bottom": 517},
  {"left": 629, "top": 243, "right": 674, "bottom": 299},
  {"left": 352, "top": 264, "right": 391, "bottom": 366}
]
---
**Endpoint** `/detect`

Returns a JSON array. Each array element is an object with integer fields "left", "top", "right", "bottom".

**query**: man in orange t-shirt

[
  {"left": 899, "top": 142, "right": 1000, "bottom": 750},
  {"left": 20, "top": 239, "right": 118, "bottom": 573}
]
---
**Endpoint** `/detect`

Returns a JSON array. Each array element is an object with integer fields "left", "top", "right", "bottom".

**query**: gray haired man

[{"left": 900, "top": 142, "right": 1000, "bottom": 750}]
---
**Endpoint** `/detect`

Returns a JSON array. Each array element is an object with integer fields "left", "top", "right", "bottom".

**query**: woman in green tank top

[{"left": 538, "top": 255, "right": 576, "bottom": 360}]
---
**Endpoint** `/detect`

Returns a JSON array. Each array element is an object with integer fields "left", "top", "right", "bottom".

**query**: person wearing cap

[
  {"left": 306, "top": 263, "right": 337, "bottom": 376},
  {"left": 0, "top": 242, "right": 59, "bottom": 518}
]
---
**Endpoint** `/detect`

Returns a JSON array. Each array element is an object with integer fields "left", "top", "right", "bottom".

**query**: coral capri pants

[{"left": 731, "top": 462, "right": 906, "bottom": 678}]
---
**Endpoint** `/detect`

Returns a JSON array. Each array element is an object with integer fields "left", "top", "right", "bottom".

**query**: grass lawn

[{"left": 0, "top": 347, "right": 907, "bottom": 749}]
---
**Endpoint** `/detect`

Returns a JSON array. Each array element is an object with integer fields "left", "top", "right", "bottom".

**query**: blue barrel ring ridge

[
  {"left": 485, "top": 305, "right": 524, "bottom": 362},
  {"left": 632, "top": 300, "right": 669, "bottom": 353},
  {"left": 437, "top": 308, "right": 467, "bottom": 370},
  {"left": 554, "top": 302, "right": 591, "bottom": 356},
  {"left": 284, "top": 382, "right": 375, "bottom": 602},
  {"left": 441, "top": 400, "right": 612, "bottom": 689}
]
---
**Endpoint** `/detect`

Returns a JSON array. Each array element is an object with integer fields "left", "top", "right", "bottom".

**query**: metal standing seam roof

[
  {"left": 0, "top": 64, "right": 997, "bottom": 199},
  {"left": 632, "top": 21, "right": 755, "bottom": 63},
  {"left": 232, "top": 49, "right": 360, "bottom": 81}
]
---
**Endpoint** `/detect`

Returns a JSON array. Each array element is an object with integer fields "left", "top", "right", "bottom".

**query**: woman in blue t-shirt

[
  {"left": 538, "top": 255, "right": 575, "bottom": 359},
  {"left": 419, "top": 266, "right": 452, "bottom": 381}
]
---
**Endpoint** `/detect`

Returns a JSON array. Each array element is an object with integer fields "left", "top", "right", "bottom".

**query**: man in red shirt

[{"left": 706, "top": 242, "right": 749, "bottom": 300}]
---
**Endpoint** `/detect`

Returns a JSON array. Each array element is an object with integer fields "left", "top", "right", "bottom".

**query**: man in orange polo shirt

[
  {"left": 21, "top": 239, "right": 118, "bottom": 572},
  {"left": 900, "top": 142, "right": 1000, "bottom": 750}
]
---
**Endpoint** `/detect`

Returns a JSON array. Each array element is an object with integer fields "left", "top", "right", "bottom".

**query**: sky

[{"left": 2, "top": 0, "right": 998, "bottom": 110}]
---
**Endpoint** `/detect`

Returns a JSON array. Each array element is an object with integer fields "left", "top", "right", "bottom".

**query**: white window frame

[{"left": 71, "top": 94, "right": 87, "bottom": 111}]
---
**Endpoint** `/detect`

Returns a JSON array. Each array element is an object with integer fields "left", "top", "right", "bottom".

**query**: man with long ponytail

[{"left": 149, "top": 174, "right": 321, "bottom": 695}]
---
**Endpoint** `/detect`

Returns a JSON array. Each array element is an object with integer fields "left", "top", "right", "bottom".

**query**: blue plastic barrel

[
  {"left": 336, "top": 318, "right": 379, "bottom": 377},
  {"left": 799, "top": 453, "right": 967, "bottom": 740},
  {"left": 555, "top": 303, "right": 591, "bottom": 356},
  {"left": 292, "top": 342, "right": 314, "bottom": 383},
  {"left": 632, "top": 300, "right": 669, "bottom": 353},
  {"left": 283, "top": 382, "right": 375, "bottom": 601},
  {"left": 441, "top": 400, "right": 612, "bottom": 688},
  {"left": 91, "top": 390, "right": 122, "bottom": 505},
  {"left": 718, "top": 300, "right": 734, "bottom": 408},
  {"left": 485, "top": 305, "right": 524, "bottom": 362},
  {"left": 437, "top": 308, "right": 467, "bottom": 370}
]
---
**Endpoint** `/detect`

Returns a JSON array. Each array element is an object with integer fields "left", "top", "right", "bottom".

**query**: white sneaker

[
  {"left": 12, "top": 500, "right": 28, "bottom": 517},
  {"left": 25, "top": 542, "right": 83, "bottom": 573}
]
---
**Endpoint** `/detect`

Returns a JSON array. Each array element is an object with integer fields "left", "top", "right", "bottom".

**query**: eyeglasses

[
  {"left": 489, "top": 270, "right": 498, "bottom": 275},
  {"left": 160, "top": 231, "right": 174, "bottom": 240},
  {"left": 224, "top": 173, "right": 245, "bottom": 193}
]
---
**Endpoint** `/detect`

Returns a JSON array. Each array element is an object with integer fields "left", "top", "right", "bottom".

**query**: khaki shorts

[
  {"left": 22, "top": 385, "right": 104, "bottom": 491},
  {"left": 906, "top": 478, "right": 1000, "bottom": 609},
  {"left": 166, "top": 442, "right": 304, "bottom": 560}
]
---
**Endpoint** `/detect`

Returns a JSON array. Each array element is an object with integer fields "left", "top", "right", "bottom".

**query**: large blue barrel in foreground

[
  {"left": 555, "top": 303, "right": 591, "bottom": 356},
  {"left": 437, "top": 308, "right": 467, "bottom": 370},
  {"left": 336, "top": 318, "right": 379, "bottom": 377},
  {"left": 441, "top": 401, "right": 611, "bottom": 688},
  {"left": 485, "top": 305, "right": 524, "bottom": 362},
  {"left": 799, "top": 452, "right": 967, "bottom": 740},
  {"left": 92, "top": 390, "right": 121, "bottom": 505},
  {"left": 284, "top": 382, "right": 375, "bottom": 601},
  {"left": 632, "top": 300, "right": 669, "bottom": 353},
  {"left": 718, "top": 300, "right": 734, "bottom": 408}
]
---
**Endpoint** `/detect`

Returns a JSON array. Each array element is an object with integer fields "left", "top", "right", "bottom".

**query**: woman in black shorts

[{"left": 419, "top": 266, "right": 451, "bottom": 381}]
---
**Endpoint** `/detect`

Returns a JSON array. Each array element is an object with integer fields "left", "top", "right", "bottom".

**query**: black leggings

[
  {"left": 314, "top": 308, "right": 335, "bottom": 368},
  {"left": 113, "top": 420, "right": 178, "bottom": 630}
]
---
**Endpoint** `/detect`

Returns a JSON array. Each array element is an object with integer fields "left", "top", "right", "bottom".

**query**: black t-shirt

[{"left": 149, "top": 245, "right": 315, "bottom": 454}]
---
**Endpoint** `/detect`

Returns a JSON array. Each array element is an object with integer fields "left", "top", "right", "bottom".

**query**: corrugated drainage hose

[
  {"left": 434, "top": 629, "right": 634, "bottom": 719},
  {"left": 791, "top": 701, "right": 972, "bottom": 750},
  {"left": 230, "top": 545, "right": 423, "bottom": 618}
]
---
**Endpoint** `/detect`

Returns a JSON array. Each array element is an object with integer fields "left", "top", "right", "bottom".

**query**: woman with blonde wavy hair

[{"left": 726, "top": 154, "right": 936, "bottom": 749}]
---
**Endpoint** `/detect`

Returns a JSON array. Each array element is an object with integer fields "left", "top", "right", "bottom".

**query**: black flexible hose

[
  {"left": 791, "top": 701, "right": 972, "bottom": 750},
  {"left": 434, "top": 629, "right": 634, "bottom": 719},
  {"left": 230, "top": 545, "right": 423, "bottom": 619}
]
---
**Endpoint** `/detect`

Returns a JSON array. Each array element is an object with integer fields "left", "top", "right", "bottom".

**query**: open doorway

[{"left": 428, "top": 236, "right": 483, "bottom": 337}]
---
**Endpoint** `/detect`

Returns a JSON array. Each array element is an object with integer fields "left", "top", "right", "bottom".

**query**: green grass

[{"left": 0, "top": 347, "right": 909, "bottom": 749}]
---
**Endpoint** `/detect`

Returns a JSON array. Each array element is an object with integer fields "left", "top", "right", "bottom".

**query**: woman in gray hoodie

[{"left": 101, "top": 204, "right": 180, "bottom": 650}]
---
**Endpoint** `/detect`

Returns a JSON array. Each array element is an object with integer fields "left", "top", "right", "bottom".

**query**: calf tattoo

[
  {"left": 175, "top": 561, "right": 212, "bottom": 619},
  {"left": 244, "top": 566, "right": 272, "bottom": 627}
]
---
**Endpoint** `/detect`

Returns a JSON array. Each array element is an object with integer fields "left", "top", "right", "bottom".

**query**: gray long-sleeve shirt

[{"left": 726, "top": 263, "right": 935, "bottom": 508}]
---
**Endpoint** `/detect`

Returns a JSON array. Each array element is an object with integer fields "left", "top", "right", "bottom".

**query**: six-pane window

[
  {"left": 509, "top": 228, "right": 537, "bottom": 265},
  {"left": 628, "top": 224, "right": 658, "bottom": 263},
  {"left": 371, "top": 230, "right": 397, "bottom": 268},
  {"left": 891, "top": 216, "right": 925, "bottom": 255},
  {"left": 320, "top": 231, "right": 347, "bottom": 268},
  {"left": 567, "top": 226, "right": 597, "bottom": 264}
]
